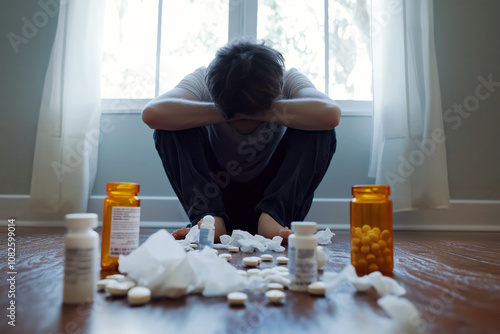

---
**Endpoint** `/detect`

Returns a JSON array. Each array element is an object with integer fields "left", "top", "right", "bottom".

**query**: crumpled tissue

[
  {"left": 323, "top": 265, "right": 420, "bottom": 330},
  {"left": 119, "top": 229, "right": 245, "bottom": 298},
  {"left": 314, "top": 227, "right": 335, "bottom": 245},
  {"left": 217, "top": 229, "right": 285, "bottom": 253}
]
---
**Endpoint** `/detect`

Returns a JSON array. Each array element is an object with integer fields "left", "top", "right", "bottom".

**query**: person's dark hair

[{"left": 206, "top": 39, "right": 285, "bottom": 119}]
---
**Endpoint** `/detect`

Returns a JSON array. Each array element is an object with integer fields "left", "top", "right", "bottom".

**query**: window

[{"left": 101, "top": 0, "right": 372, "bottom": 115}]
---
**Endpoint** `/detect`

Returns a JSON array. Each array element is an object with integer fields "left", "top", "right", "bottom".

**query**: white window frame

[{"left": 101, "top": 0, "right": 372, "bottom": 117}]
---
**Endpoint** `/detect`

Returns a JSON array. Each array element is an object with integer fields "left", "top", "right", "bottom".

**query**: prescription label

[
  {"left": 109, "top": 206, "right": 140, "bottom": 257},
  {"left": 289, "top": 246, "right": 317, "bottom": 287},
  {"left": 64, "top": 248, "right": 95, "bottom": 286}
]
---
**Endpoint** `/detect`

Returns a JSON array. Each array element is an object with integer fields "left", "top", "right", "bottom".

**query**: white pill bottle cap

[
  {"left": 291, "top": 221, "right": 317, "bottom": 235},
  {"left": 201, "top": 215, "right": 215, "bottom": 226},
  {"left": 65, "top": 213, "right": 98, "bottom": 229}
]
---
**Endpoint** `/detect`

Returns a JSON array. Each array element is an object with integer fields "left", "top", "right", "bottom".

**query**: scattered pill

[
  {"left": 127, "top": 286, "right": 151, "bottom": 305},
  {"left": 106, "top": 274, "right": 126, "bottom": 281},
  {"left": 273, "top": 266, "right": 289, "bottom": 272},
  {"left": 219, "top": 253, "right": 232, "bottom": 261},
  {"left": 277, "top": 256, "right": 288, "bottom": 265},
  {"left": 228, "top": 246, "right": 239, "bottom": 253},
  {"left": 260, "top": 269, "right": 278, "bottom": 277},
  {"left": 189, "top": 244, "right": 197, "bottom": 249},
  {"left": 247, "top": 268, "right": 261, "bottom": 276},
  {"left": 265, "top": 290, "right": 286, "bottom": 304},
  {"left": 260, "top": 254, "right": 273, "bottom": 262},
  {"left": 97, "top": 279, "right": 114, "bottom": 291},
  {"left": 317, "top": 246, "right": 326, "bottom": 269},
  {"left": 227, "top": 292, "right": 248, "bottom": 306},
  {"left": 105, "top": 280, "right": 132, "bottom": 296},
  {"left": 243, "top": 257, "right": 259, "bottom": 267},
  {"left": 212, "top": 249, "right": 219, "bottom": 255},
  {"left": 237, "top": 270, "right": 247, "bottom": 277},
  {"left": 308, "top": 282, "right": 326, "bottom": 296},
  {"left": 267, "top": 283, "right": 285, "bottom": 291}
]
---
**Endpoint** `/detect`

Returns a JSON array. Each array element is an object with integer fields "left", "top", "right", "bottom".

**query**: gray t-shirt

[{"left": 176, "top": 67, "right": 315, "bottom": 182}]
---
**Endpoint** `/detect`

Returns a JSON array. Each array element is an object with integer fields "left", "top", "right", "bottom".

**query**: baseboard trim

[{"left": 1, "top": 195, "right": 499, "bottom": 231}]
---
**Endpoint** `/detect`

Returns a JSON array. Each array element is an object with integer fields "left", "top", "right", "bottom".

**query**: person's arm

[
  {"left": 254, "top": 87, "right": 341, "bottom": 131},
  {"left": 142, "top": 87, "right": 226, "bottom": 130}
]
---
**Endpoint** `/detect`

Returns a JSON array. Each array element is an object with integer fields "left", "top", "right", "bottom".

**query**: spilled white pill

[
  {"left": 243, "top": 257, "right": 259, "bottom": 267},
  {"left": 247, "top": 268, "right": 261, "bottom": 276},
  {"left": 97, "top": 279, "right": 114, "bottom": 291},
  {"left": 106, "top": 274, "right": 126, "bottom": 281},
  {"left": 260, "top": 254, "right": 273, "bottom": 262},
  {"left": 228, "top": 246, "right": 239, "bottom": 253},
  {"left": 308, "top": 282, "right": 326, "bottom": 296},
  {"left": 127, "top": 286, "right": 151, "bottom": 305},
  {"left": 237, "top": 270, "right": 247, "bottom": 277},
  {"left": 273, "top": 266, "right": 289, "bottom": 272},
  {"left": 219, "top": 253, "right": 232, "bottom": 261},
  {"left": 189, "top": 243, "right": 197, "bottom": 249},
  {"left": 105, "top": 280, "right": 132, "bottom": 296},
  {"left": 277, "top": 256, "right": 288, "bottom": 265},
  {"left": 265, "top": 290, "right": 286, "bottom": 304},
  {"left": 227, "top": 292, "right": 248, "bottom": 306},
  {"left": 259, "top": 269, "right": 278, "bottom": 277}
]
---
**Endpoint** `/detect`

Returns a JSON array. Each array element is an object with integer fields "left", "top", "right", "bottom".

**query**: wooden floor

[{"left": 0, "top": 227, "right": 499, "bottom": 334}]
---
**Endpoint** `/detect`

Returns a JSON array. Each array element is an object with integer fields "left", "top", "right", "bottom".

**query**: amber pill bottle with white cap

[
  {"left": 101, "top": 182, "right": 140, "bottom": 270},
  {"left": 350, "top": 185, "right": 393, "bottom": 275}
]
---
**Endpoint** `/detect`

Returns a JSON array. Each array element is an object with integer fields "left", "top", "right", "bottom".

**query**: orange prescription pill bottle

[
  {"left": 350, "top": 185, "right": 393, "bottom": 275},
  {"left": 101, "top": 182, "right": 140, "bottom": 271}
]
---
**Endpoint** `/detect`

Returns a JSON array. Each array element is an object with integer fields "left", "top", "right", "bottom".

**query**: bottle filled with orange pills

[
  {"left": 350, "top": 185, "right": 393, "bottom": 275},
  {"left": 101, "top": 182, "right": 141, "bottom": 271}
]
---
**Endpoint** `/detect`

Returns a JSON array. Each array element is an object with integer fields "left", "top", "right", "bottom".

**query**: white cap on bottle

[
  {"left": 65, "top": 213, "right": 98, "bottom": 229},
  {"left": 202, "top": 215, "right": 215, "bottom": 225},
  {"left": 291, "top": 221, "right": 317, "bottom": 235}
]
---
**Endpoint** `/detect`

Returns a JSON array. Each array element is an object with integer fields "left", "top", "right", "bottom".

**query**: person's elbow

[
  {"left": 142, "top": 106, "right": 159, "bottom": 129},
  {"left": 323, "top": 104, "right": 341, "bottom": 129}
]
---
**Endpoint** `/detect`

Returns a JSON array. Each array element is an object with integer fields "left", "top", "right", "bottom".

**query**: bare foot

[{"left": 171, "top": 216, "right": 227, "bottom": 243}]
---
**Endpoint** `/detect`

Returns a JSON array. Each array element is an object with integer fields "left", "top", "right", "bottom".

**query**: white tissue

[
  {"left": 323, "top": 265, "right": 419, "bottom": 331},
  {"left": 314, "top": 228, "right": 335, "bottom": 245},
  {"left": 177, "top": 225, "right": 200, "bottom": 246},
  {"left": 119, "top": 229, "right": 244, "bottom": 298},
  {"left": 218, "top": 229, "right": 285, "bottom": 253},
  {"left": 378, "top": 295, "right": 422, "bottom": 331}
]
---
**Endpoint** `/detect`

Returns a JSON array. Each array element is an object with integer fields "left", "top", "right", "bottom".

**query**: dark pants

[{"left": 154, "top": 126, "right": 337, "bottom": 235}]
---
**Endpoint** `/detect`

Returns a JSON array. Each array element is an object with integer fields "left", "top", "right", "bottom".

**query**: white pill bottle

[
  {"left": 288, "top": 222, "right": 318, "bottom": 292},
  {"left": 63, "top": 213, "right": 99, "bottom": 304},
  {"left": 199, "top": 215, "right": 215, "bottom": 249}
]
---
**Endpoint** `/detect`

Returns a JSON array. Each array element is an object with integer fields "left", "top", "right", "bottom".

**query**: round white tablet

[
  {"left": 243, "top": 257, "right": 259, "bottom": 267},
  {"left": 227, "top": 292, "right": 248, "bottom": 306},
  {"left": 97, "top": 279, "right": 114, "bottom": 291},
  {"left": 247, "top": 268, "right": 261, "bottom": 276},
  {"left": 228, "top": 246, "right": 240, "bottom": 253},
  {"left": 267, "top": 283, "right": 285, "bottom": 291},
  {"left": 189, "top": 243, "right": 198, "bottom": 249},
  {"left": 237, "top": 270, "right": 247, "bottom": 277},
  {"left": 259, "top": 268, "right": 278, "bottom": 277},
  {"left": 219, "top": 253, "right": 232, "bottom": 261},
  {"left": 106, "top": 274, "right": 126, "bottom": 281},
  {"left": 105, "top": 280, "right": 132, "bottom": 296},
  {"left": 265, "top": 290, "right": 286, "bottom": 304},
  {"left": 317, "top": 246, "right": 326, "bottom": 269},
  {"left": 127, "top": 286, "right": 151, "bottom": 305},
  {"left": 277, "top": 256, "right": 289, "bottom": 265},
  {"left": 273, "top": 266, "right": 289, "bottom": 272},
  {"left": 260, "top": 254, "right": 273, "bottom": 262},
  {"left": 308, "top": 281, "right": 326, "bottom": 296}
]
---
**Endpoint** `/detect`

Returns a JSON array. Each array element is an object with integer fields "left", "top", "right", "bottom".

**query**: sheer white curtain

[
  {"left": 369, "top": 0, "right": 450, "bottom": 211},
  {"left": 30, "top": 0, "right": 106, "bottom": 214}
]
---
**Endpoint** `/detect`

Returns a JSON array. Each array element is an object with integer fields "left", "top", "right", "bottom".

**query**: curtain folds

[
  {"left": 369, "top": 0, "right": 450, "bottom": 211},
  {"left": 30, "top": 0, "right": 106, "bottom": 214}
]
